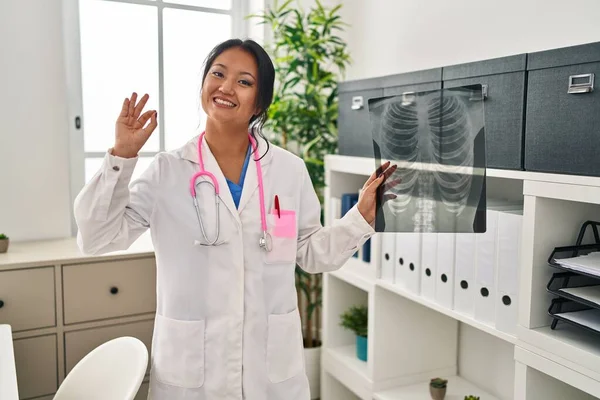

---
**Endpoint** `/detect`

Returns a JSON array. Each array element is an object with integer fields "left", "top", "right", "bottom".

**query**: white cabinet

[
  {"left": 0, "top": 236, "right": 155, "bottom": 399},
  {"left": 321, "top": 154, "right": 600, "bottom": 400}
]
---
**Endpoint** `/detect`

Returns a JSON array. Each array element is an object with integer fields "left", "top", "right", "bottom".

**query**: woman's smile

[{"left": 213, "top": 96, "right": 237, "bottom": 108}]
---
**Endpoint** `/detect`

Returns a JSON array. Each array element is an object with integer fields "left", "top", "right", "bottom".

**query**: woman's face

[{"left": 201, "top": 47, "right": 259, "bottom": 127}]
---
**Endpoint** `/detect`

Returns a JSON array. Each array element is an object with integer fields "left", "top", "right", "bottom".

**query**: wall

[
  {"left": 4, "top": 0, "right": 600, "bottom": 242},
  {"left": 301, "top": 0, "right": 600, "bottom": 81},
  {"left": 0, "top": 0, "right": 264, "bottom": 243},
  {"left": 0, "top": 0, "right": 73, "bottom": 242}
]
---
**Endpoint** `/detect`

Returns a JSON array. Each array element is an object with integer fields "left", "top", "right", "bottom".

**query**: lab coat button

[{"left": 112, "top": 166, "right": 120, "bottom": 171}]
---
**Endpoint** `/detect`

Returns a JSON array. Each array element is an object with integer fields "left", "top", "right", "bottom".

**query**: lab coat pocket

[
  {"left": 266, "top": 308, "right": 304, "bottom": 383},
  {"left": 264, "top": 210, "right": 297, "bottom": 265},
  {"left": 153, "top": 314, "right": 205, "bottom": 388}
]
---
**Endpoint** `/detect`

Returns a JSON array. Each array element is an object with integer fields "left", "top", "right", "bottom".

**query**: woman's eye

[
  {"left": 212, "top": 71, "right": 224, "bottom": 78},
  {"left": 239, "top": 79, "right": 252, "bottom": 86}
]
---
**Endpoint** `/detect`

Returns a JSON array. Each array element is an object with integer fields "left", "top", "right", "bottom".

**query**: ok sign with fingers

[{"left": 113, "top": 92, "right": 158, "bottom": 159}]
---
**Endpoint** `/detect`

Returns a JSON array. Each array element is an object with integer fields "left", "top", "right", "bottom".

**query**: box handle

[
  {"left": 568, "top": 73, "right": 594, "bottom": 94},
  {"left": 469, "top": 84, "right": 488, "bottom": 101},
  {"left": 351, "top": 96, "right": 363, "bottom": 110},
  {"left": 401, "top": 91, "right": 416, "bottom": 106}
]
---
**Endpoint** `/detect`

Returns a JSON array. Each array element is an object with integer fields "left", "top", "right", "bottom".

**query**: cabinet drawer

[
  {"left": 0, "top": 267, "right": 55, "bottom": 332},
  {"left": 62, "top": 257, "right": 156, "bottom": 324},
  {"left": 443, "top": 54, "right": 527, "bottom": 170},
  {"left": 13, "top": 334, "right": 58, "bottom": 399},
  {"left": 65, "top": 319, "right": 154, "bottom": 377}
]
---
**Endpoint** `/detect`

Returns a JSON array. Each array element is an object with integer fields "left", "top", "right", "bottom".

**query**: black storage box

[
  {"left": 337, "top": 68, "right": 442, "bottom": 158},
  {"left": 443, "top": 54, "right": 527, "bottom": 170},
  {"left": 337, "top": 76, "right": 384, "bottom": 158},
  {"left": 525, "top": 41, "right": 600, "bottom": 176}
]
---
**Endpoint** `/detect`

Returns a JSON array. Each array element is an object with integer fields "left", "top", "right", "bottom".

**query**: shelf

[
  {"left": 325, "top": 154, "right": 600, "bottom": 188},
  {"left": 373, "top": 375, "right": 499, "bottom": 400},
  {"left": 329, "top": 257, "right": 376, "bottom": 293},
  {"left": 377, "top": 280, "right": 517, "bottom": 345},
  {"left": 517, "top": 324, "right": 600, "bottom": 382},
  {"left": 322, "top": 345, "right": 372, "bottom": 400},
  {"left": 515, "top": 346, "right": 600, "bottom": 398},
  {"left": 524, "top": 180, "right": 600, "bottom": 204}
]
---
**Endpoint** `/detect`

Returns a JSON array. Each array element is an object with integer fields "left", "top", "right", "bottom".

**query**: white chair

[
  {"left": 0, "top": 324, "right": 19, "bottom": 400},
  {"left": 53, "top": 336, "right": 148, "bottom": 400}
]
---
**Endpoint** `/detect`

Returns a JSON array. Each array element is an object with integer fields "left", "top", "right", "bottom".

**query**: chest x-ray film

[{"left": 369, "top": 84, "right": 487, "bottom": 233}]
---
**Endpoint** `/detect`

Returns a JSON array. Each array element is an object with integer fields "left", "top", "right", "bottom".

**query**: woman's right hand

[{"left": 113, "top": 92, "right": 158, "bottom": 158}]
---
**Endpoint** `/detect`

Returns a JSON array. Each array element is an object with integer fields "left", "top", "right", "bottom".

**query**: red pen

[{"left": 274, "top": 195, "right": 281, "bottom": 218}]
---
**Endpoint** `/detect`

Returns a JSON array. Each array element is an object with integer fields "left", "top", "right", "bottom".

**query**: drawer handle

[
  {"left": 568, "top": 73, "right": 594, "bottom": 94},
  {"left": 351, "top": 96, "right": 363, "bottom": 110},
  {"left": 0, "top": 299, "right": 4, "bottom": 308},
  {"left": 110, "top": 287, "right": 119, "bottom": 295}
]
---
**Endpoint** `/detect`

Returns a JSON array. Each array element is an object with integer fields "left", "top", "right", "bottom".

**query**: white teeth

[{"left": 215, "top": 98, "right": 235, "bottom": 107}]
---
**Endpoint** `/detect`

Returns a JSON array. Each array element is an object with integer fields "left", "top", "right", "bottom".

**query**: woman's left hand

[{"left": 357, "top": 161, "right": 400, "bottom": 225}]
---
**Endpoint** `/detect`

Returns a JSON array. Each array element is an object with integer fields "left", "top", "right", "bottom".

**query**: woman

[{"left": 74, "top": 38, "right": 396, "bottom": 400}]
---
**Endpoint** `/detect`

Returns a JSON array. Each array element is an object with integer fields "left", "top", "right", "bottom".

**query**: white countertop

[{"left": 0, "top": 232, "right": 155, "bottom": 270}]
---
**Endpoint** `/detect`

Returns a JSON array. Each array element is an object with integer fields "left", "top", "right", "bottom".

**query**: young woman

[{"left": 74, "top": 38, "right": 396, "bottom": 400}]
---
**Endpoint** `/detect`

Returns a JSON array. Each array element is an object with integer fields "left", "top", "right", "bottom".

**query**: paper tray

[
  {"left": 548, "top": 297, "right": 600, "bottom": 335},
  {"left": 547, "top": 271, "right": 600, "bottom": 310}
]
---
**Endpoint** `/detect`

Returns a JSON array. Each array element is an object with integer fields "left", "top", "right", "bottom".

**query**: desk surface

[
  {"left": 0, "top": 232, "right": 155, "bottom": 270},
  {"left": 0, "top": 325, "right": 19, "bottom": 400}
]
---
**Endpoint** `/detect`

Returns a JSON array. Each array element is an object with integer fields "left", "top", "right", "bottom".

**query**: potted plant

[
  {"left": 0, "top": 234, "right": 9, "bottom": 253},
  {"left": 339, "top": 304, "right": 368, "bottom": 361},
  {"left": 464, "top": 396, "right": 480, "bottom": 400},
  {"left": 429, "top": 377, "right": 448, "bottom": 400},
  {"left": 249, "top": 0, "right": 351, "bottom": 397}
]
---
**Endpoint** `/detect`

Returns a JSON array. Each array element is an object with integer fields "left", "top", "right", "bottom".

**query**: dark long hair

[{"left": 201, "top": 38, "right": 275, "bottom": 160}]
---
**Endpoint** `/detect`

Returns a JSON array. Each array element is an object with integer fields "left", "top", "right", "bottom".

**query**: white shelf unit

[{"left": 321, "top": 154, "right": 600, "bottom": 400}]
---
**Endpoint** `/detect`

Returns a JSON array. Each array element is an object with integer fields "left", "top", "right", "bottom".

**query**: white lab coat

[{"left": 74, "top": 134, "right": 375, "bottom": 400}]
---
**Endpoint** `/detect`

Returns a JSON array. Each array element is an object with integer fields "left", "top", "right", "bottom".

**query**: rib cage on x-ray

[{"left": 371, "top": 86, "right": 485, "bottom": 233}]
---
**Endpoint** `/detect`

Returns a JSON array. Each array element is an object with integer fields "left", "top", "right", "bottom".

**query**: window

[{"left": 76, "top": 0, "right": 243, "bottom": 183}]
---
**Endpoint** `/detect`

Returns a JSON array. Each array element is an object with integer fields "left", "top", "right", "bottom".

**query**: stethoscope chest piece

[{"left": 259, "top": 231, "right": 272, "bottom": 252}]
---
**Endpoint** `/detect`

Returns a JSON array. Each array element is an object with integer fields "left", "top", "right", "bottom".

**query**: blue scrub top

[{"left": 226, "top": 144, "right": 251, "bottom": 208}]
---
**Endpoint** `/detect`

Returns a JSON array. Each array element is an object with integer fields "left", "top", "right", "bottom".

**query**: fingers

[
  {"left": 365, "top": 163, "right": 397, "bottom": 193},
  {"left": 127, "top": 92, "right": 137, "bottom": 119},
  {"left": 133, "top": 93, "right": 150, "bottom": 119},
  {"left": 119, "top": 97, "right": 130, "bottom": 118},
  {"left": 365, "top": 161, "right": 390, "bottom": 187},
  {"left": 382, "top": 163, "right": 398, "bottom": 180},
  {"left": 138, "top": 109, "right": 155, "bottom": 128},
  {"left": 142, "top": 110, "right": 158, "bottom": 136},
  {"left": 383, "top": 177, "right": 402, "bottom": 192}
]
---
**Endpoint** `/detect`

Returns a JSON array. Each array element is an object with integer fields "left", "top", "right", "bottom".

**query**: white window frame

[{"left": 61, "top": 0, "right": 252, "bottom": 236}]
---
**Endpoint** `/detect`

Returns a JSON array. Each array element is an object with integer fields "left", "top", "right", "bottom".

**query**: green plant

[
  {"left": 249, "top": 0, "right": 351, "bottom": 349},
  {"left": 464, "top": 396, "right": 480, "bottom": 400},
  {"left": 339, "top": 305, "right": 368, "bottom": 337},
  {"left": 430, "top": 378, "right": 448, "bottom": 389},
  {"left": 0, "top": 234, "right": 8, "bottom": 240}
]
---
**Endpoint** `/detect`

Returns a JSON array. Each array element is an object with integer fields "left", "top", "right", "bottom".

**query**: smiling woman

[{"left": 73, "top": 37, "right": 390, "bottom": 400}]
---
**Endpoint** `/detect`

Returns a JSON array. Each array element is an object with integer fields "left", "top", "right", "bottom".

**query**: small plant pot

[
  {"left": 429, "top": 386, "right": 446, "bottom": 400},
  {"left": 356, "top": 335, "right": 367, "bottom": 361},
  {"left": 0, "top": 239, "right": 8, "bottom": 253}
]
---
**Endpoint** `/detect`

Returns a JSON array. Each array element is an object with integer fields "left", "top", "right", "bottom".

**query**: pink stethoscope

[{"left": 189, "top": 131, "right": 272, "bottom": 251}]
